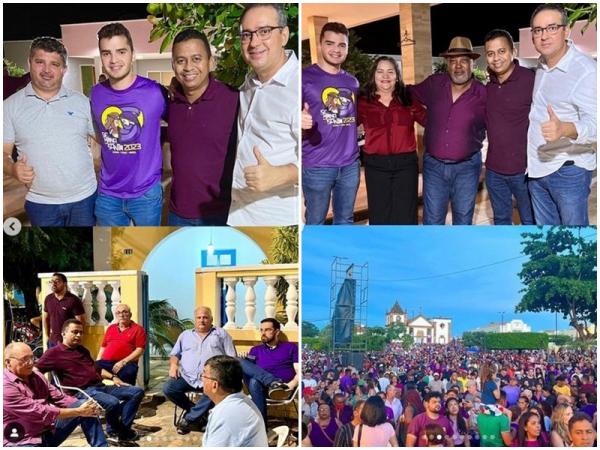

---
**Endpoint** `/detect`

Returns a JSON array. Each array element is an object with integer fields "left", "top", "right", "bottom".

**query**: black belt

[{"left": 430, "top": 152, "right": 478, "bottom": 164}]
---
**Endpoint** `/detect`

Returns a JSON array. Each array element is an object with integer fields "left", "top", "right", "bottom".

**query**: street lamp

[{"left": 499, "top": 312, "right": 505, "bottom": 333}]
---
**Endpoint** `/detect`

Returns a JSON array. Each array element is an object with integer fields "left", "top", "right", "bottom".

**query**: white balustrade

[
  {"left": 263, "top": 276, "right": 279, "bottom": 320},
  {"left": 95, "top": 281, "right": 108, "bottom": 326},
  {"left": 283, "top": 275, "right": 299, "bottom": 330},
  {"left": 242, "top": 277, "right": 258, "bottom": 330},
  {"left": 223, "top": 277, "right": 238, "bottom": 329},
  {"left": 60, "top": 278, "right": 123, "bottom": 326}
]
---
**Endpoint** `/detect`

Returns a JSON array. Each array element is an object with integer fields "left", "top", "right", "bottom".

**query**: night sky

[{"left": 5, "top": 3, "right": 538, "bottom": 52}]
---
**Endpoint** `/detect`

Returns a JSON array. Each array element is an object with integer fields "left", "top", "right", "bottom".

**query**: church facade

[{"left": 385, "top": 301, "right": 452, "bottom": 344}]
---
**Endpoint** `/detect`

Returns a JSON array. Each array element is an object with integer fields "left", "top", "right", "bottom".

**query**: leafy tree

[
  {"left": 4, "top": 58, "right": 26, "bottom": 77},
  {"left": 462, "top": 331, "right": 488, "bottom": 348},
  {"left": 147, "top": 3, "right": 298, "bottom": 88},
  {"left": 385, "top": 323, "right": 407, "bottom": 342},
  {"left": 548, "top": 334, "right": 574, "bottom": 346},
  {"left": 400, "top": 334, "right": 414, "bottom": 350},
  {"left": 148, "top": 299, "right": 193, "bottom": 357},
  {"left": 517, "top": 227, "right": 597, "bottom": 341},
  {"left": 485, "top": 332, "right": 549, "bottom": 350},
  {"left": 3, "top": 228, "right": 93, "bottom": 317},
  {"left": 565, "top": 3, "right": 597, "bottom": 32},
  {"left": 302, "top": 320, "right": 319, "bottom": 338}
]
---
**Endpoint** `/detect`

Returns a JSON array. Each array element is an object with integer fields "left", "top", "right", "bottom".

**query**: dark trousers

[
  {"left": 364, "top": 152, "right": 418, "bottom": 225},
  {"left": 96, "top": 359, "right": 139, "bottom": 386}
]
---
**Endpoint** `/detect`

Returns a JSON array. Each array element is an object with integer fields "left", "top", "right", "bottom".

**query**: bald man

[
  {"left": 163, "top": 307, "right": 237, "bottom": 434},
  {"left": 3, "top": 342, "right": 106, "bottom": 447}
]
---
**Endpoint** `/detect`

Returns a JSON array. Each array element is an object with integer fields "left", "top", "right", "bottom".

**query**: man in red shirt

[{"left": 96, "top": 304, "right": 146, "bottom": 385}]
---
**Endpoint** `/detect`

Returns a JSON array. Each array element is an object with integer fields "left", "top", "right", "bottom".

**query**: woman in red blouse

[{"left": 358, "top": 56, "right": 427, "bottom": 224}]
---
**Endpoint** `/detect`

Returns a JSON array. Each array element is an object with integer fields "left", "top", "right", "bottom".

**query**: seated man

[
  {"left": 36, "top": 319, "right": 144, "bottom": 442},
  {"left": 239, "top": 318, "right": 299, "bottom": 422},
  {"left": 96, "top": 304, "right": 146, "bottom": 385},
  {"left": 163, "top": 306, "right": 237, "bottom": 434},
  {"left": 3, "top": 342, "right": 107, "bottom": 447},
  {"left": 202, "top": 355, "right": 268, "bottom": 447}
]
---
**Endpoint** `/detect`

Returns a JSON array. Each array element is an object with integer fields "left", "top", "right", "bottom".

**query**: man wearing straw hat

[{"left": 411, "top": 36, "right": 486, "bottom": 225}]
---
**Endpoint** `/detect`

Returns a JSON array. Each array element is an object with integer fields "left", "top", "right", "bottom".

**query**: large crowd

[{"left": 301, "top": 342, "right": 597, "bottom": 447}]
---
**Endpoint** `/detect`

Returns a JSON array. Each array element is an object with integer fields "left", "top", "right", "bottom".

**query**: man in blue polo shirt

[
  {"left": 483, "top": 29, "right": 535, "bottom": 225},
  {"left": 167, "top": 29, "right": 239, "bottom": 225},
  {"left": 239, "top": 318, "right": 299, "bottom": 423},
  {"left": 4, "top": 37, "right": 97, "bottom": 226}
]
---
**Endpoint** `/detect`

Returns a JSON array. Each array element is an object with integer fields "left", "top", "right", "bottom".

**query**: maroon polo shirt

[
  {"left": 485, "top": 61, "right": 535, "bottom": 175},
  {"left": 43, "top": 291, "right": 85, "bottom": 344},
  {"left": 167, "top": 75, "right": 239, "bottom": 219},
  {"left": 36, "top": 342, "right": 103, "bottom": 389},
  {"left": 410, "top": 73, "right": 486, "bottom": 162}
]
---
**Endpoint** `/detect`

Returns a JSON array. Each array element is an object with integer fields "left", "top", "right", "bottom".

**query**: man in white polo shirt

[
  {"left": 3, "top": 36, "right": 97, "bottom": 226},
  {"left": 227, "top": 3, "right": 299, "bottom": 226}
]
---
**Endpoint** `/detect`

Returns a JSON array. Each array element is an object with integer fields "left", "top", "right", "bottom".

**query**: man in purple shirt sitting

[
  {"left": 239, "top": 318, "right": 299, "bottom": 423},
  {"left": 36, "top": 319, "right": 145, "bottom": 443},
  {"left": 167, "top": 29, "right": 239, "bottom": 226},
  {"left": 483, "top": 29, "right": 535, "bottom": 225},
  {"left": 411, "top": 36, "right": 486, "bottom": 225},
  {"left": 3, "top": 342, "right": 106, "bottom": 447}
]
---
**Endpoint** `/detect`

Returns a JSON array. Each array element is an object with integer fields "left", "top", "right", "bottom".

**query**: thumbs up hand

[
  {"left": 12, "top": 153, "right": 35, "bottom": 187},
  {"left": 244, "top": 146, "right": 275, "bottom": 192},
  {"left": 541, "top": 104, "right": 563, "bottom": 142},
  {"left": 301, "top": 102, "right": 314, "bottom": 130}
]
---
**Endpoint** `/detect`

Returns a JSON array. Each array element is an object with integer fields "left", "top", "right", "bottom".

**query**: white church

[{"left": 385, "top": 301, "right": 452, "bottom": 344}]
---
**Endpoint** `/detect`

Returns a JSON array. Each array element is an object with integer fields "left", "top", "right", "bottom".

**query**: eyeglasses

[
  {"left": 115, "top": 311, "right": 131, "bottom": 315},
  {"left": 8, "top": 355, "right": 35, "bottom": 364},
  {"left": 201, "top": 373, "right": 218, "bottom": 382},
  {"left": 240, "top": 26, "right": 284, "bottom": 43},
  {"left": 531, "top": 24, "right": 566, "bottom": 37}
]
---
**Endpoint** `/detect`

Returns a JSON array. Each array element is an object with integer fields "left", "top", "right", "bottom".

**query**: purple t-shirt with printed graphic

[
  {"left": 91, "top": 76, "right": 166, "bottom": 198},
  {"left": 302, "top": 64, "right": 359, "bottom": 168}
]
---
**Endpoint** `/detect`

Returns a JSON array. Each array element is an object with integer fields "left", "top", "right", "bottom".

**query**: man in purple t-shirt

[
  {"left": 91, "top": 23, "right": 166, "bottom": 226},
  {"left": 238, "top": 318, "right": 299, "bottom": 423},
  {"left": 484, "top": 29, "right": 535, "bottom": 225},
  {"left": 411, "top": 36, "right": 486, "bottom": 225},
  {"left": 406, "top": 391, "right": 454, "bottom": 447},
  {"left": 167, "top": 29, "right": 238, "bottom": 226},
  {"left": 302, "top": 22, "right": 360, "bottom": 225}
]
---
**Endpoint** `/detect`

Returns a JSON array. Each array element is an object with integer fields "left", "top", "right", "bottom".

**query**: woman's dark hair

[
  {"left": 362, "top": 56, "right": 411, "bottom": 106},
  {"left": 360, "top": 395, "right": 388, "bottom": 427},
  {"left": 445, "top": 398, "right": 467, "bottom": 434},
  {"left": 516, "top": 411, "right": 544, "bottom": 446},
  {"left": 528, "top": 405, "right": 547, "bottom": 432}
]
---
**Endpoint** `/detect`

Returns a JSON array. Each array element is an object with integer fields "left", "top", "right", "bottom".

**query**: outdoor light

[
  {"left": 208, "top": 228, "right": 215, "bottom": 256},
  {"left": 400, "top": 29, "right": 415, "bottom": 47}
]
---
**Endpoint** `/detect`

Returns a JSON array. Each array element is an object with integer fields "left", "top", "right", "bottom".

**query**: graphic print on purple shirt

[
  {"left": 302, "top": 64, "right": 359, "bottom": 168},
  {"left": 249, "top": 341, "right": 298, "bottom": 383},
  {"left": 91, "top": 76, "right": 167, "bottom": 198}
]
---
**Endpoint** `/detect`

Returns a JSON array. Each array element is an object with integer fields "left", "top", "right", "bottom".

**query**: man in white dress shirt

[
  {"left": 526, "top": 3, "right": 596, "bottom": 225},
  {"left": 227, "top": 3, "right": 299, "bottom": 226},
  {"left": 201, "top": 355, "right": 268, "bottom": 447}
]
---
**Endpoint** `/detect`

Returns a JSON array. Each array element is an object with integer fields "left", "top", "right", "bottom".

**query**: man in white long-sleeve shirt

[
  {"left": 201, "top": 355, "right": 268, "bottom": 447},
  {"left": 526, "top": 3, "right": 596, "bottom": 225}
]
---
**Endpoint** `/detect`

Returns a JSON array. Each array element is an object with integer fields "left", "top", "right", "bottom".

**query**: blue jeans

[
  {"left": 80, "top": 384, "right": 144, "bottom": 435},
  {"left": 302, "top": 160, "right": 360, "bottom": 225},
  {"left": 167, "top": 210, "right": 228, "bottom": 226},
  {"left": 96, "top": 359, "right": 139, "bottom": 386},
  {"left": 423, "top": 152, "right": 482, "bottom": 225},
  {"left": 42, "top": 399, "right": 108, "bottom": 446},
  {"left": 162, "top": 376, "right": 213, "bottom": 423},
  {"left": 25, "top": 192, "right": 96, "bottom": 227},
  {"left": 239, "top": 357, "right": 279, "bottom": 422},
  {"left": 95, "top": 181, "right": 162, "bottom": 226},
  {"left": 485, "top": 169, "right": 534, "bottom": 225},
  {"left": 528, "top": 164, "right": 592, "bottom": 225}
]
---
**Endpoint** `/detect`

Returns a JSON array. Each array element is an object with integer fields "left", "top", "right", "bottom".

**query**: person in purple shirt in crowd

[
  {"left": 36, "top": 319, "right": 145, "bottom": 443},
  {"left": 406, "top": 391, "right": 454, "bottom": 447},
  {"left": 503, "top": 376, "right": 522, "bottom": 407},
  {"left": 91, "top": 22, "right": 167, "bottom": 226},
  {"left": 484, "top": 29, "right": 535, "bottom": 225},
  {"left": 239, "top": 318, "right": 299, "bottom": 423},
  {"left": 43, "top": 272, "right": 85, "bottom": 348},
  {"left": 411, "top": 36, "right": 486, "bottom": 225},
  {"left": 3, "top": 342, "right": 106, "bottom": 447},
  {"left": 339, "top": 367, "right": 355, "bottom": 394},
  {"left": 302, "top": 22, "right": 360, "bottom": 225},
  {"left": 167, "top": 29, "right": 238, "bottom": 226},
  {"left": 332, "top": 392, "right": 354, "bottom": 424}
]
